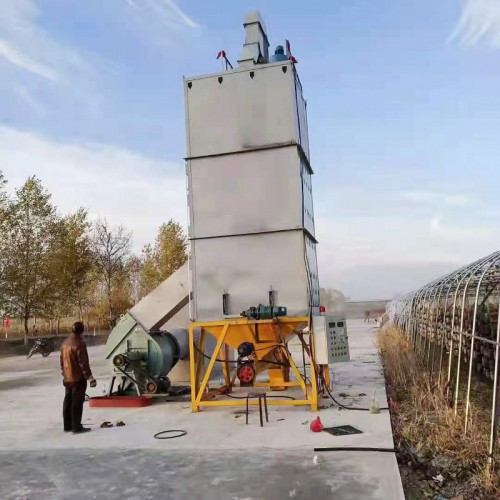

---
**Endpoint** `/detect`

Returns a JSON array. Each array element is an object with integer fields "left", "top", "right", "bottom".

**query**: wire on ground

[{"left": 154, "top": 430, "right": 187, "bottom": 440}]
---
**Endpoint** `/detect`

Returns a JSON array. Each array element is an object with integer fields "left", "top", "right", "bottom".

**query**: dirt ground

[
  {"left": 395, "top": 447, "right": 495, "bottom": 499},
  {"left": 385, "top": 376, "right": 497, "bottom": 499}
]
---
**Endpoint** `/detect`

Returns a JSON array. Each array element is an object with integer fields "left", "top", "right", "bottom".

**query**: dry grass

[
  {"left": 377, "top": 324, "right": 499, "bottom": 492},
  {"left": 376, "top": 323, "right": 423, "bottom": 387}
]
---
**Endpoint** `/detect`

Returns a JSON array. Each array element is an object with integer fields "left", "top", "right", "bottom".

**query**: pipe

[
  {"left": 488, "top": 285, "right": 500, "bottom": 474},
  {"left": 437, "top": 280, "right": 454, "bottom": 383},
  {"left": 455, "top": 254, "right": 500, "bottom": 413},
  {"left": 465, "top": 254, "right": 500, "bottom": 432}
]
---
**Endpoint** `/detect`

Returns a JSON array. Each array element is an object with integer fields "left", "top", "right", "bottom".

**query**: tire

[{"left": 42, "top": 350, "right": 51, "bottom": 358}]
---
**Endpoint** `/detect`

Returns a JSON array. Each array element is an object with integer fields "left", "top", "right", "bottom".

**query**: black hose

[
  {"left": 225, "top": 393, "right": 296, "bottom": 400},
  {"left": 314, "top": 447, "right": 395, "bottom": 453},
  {"left": 193, "top": 342, "right": 239, "bottom": 364},
  {"left": 154, "top": 430, "right": 187, "bottom": 440}
]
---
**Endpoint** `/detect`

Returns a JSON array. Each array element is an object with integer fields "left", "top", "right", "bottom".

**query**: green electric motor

[{"left": 241, "top": 304, "right": 287, "bottom": 320}]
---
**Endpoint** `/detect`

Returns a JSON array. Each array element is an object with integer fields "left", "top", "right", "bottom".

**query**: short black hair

[{"left": 72, "top": 321, "right": 85, "bottom": 334}]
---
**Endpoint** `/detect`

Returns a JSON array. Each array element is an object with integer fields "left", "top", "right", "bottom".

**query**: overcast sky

[{"left": 1, "top": 0, "right": 500, "bottom": 300}]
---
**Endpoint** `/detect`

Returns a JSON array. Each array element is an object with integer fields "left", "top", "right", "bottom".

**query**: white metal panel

[
  {"left": 185, "top": 61, "right": 297, "bottom": 158},
  {"left": 301, "top": 161, "right": 315, "bottom": 238},
  {"left": 187, "top": 147, "right": 304, "bottom": 239},
  {"left": 294, "top": 70, "right": 310, "bottom": 161},
  {"left": 312, "top": 315, "right": 329, "bottom": 364},
  {"left": 305, "top": 235, "right": 320, "bottom": 309},
  {"left": 131, "top": 263, "right": 189, "bottom": 331},
  {"left": 190, "top": 231, "right": 311, "bottom": 321}
]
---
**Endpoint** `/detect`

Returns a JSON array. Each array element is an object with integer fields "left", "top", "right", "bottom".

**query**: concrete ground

[{"left": 0, "top": 319, "right": 404, "bottom": 500}]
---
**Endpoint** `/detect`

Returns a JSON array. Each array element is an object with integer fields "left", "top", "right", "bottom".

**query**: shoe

[
  {"left": 72, "top": 427, "right": 91, "bottom": 434},
  {"left": 64, "top": 429, "right": 71, "bottom": 433}
]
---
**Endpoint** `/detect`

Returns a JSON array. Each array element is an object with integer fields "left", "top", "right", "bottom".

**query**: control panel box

[{"left": 312, "top": 316, "right": 350, "bottom": 364}]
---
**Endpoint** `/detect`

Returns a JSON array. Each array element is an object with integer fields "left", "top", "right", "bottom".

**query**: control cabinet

[{"left": 313, "top": 315, "right": 350, "bottom": 364}]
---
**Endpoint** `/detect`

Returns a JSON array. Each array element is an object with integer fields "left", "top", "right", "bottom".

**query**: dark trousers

[{"left": 63, "top": 380, "right": 87, "bottom": 432}]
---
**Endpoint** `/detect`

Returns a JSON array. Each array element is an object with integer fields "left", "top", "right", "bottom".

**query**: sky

[{"left": 1, "top": 0, "right": 500, "bottom": 300}]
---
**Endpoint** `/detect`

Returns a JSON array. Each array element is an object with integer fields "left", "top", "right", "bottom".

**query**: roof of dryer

[
  {"left": 183, "top": 11, "right": 300, "bottom": 82},
  {"left": 183, "top": 58, "right": 297, "bottom": 83}
]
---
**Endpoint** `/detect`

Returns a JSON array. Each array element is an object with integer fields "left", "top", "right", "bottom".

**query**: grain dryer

[
  {"left": 104, "top": 11, "right": 349, "bottom": 409},
  {"left": 185, "top": 12, "right": 326, "bottom": 412}
]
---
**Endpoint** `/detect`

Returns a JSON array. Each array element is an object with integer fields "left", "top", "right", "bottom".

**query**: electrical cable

[
  {"left": 154, "top": 430, "right": 187, "bottom": 440},
  {"left": 319, "top": 370, "right": 389, "bottom": 412},
  {"left": 193, "top": 342, "right": 239, "bottom": 364},
  {"left": 314, "top": 447, "right": 395, "bottom": 453},
  {"left": 225, "top": 393, "right": 296, "bottom": 400},
  {"left": 254, "top": 344, "right": 283, "bottom": 351},
  {"left": 193, "top": 342, "right": 287, "bottom": 367},
  {"left": 299, "top": 206, "right": 389, "bottom": 412}
]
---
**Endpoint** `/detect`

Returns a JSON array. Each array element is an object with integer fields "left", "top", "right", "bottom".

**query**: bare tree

[{"left": 92, "top": 219, "right": 132, "bottom": 329}]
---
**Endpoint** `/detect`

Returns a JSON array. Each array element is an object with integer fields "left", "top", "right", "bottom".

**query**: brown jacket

[{"left": 60, "top": 334, "right": 93, "bottom": 383}]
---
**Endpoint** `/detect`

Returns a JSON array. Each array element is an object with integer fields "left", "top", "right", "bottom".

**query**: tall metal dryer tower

[
  {"left": 185, "top": 11, "right": 319, "bottom": 322},
  {"left": 185, "top": 12, "right": 324, "bottom": 412},
  {"left": 101, "top": 13, "right": 331, "bottom": 404}
]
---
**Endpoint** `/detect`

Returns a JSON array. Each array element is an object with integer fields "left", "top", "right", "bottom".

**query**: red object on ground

[
  {"left": 2, "top": 314, "right": 10, "bottom": 328},
  {"left": 89, "top": 396, "right": 152, "bottom": 408},
  {"left": 388, "top": 398, "right": 400, "bottom": 411},
  {"left": 310, "top": 416, "right": 324, "bottom": 432}
]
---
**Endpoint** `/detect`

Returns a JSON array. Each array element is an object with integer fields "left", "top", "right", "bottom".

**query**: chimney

[{"left": 237, "top": 11, "right": 270, "bottom": 67}]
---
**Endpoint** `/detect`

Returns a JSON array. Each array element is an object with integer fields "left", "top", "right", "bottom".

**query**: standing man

[
  {"left": 60, "top": 321, "right": 96, "bottom": 434},
  {"left": 364, "top": 310, "right": 370, "bottom": 323}
]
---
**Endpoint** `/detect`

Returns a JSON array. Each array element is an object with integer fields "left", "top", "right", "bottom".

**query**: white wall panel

[
  {"left": 305, "top": 235, "right": 320, "bottom": 309},
  {"left": 294, "top": 70, "right": 310, "bottom": 160},
  {"left": 188, "top": 147, "right": 304, "bottom": 239},
  {"left": 301, "top": 162, "right": 315, "bottom": 238},
  {"left": 185, "top": 62, "right": 297, "bottom": 158},
  {"left": 191, "top": 231, "right": 311, "bottom": 321}
]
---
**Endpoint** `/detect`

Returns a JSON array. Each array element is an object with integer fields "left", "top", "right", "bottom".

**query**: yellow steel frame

[{"left": 188, "top": 316, "right": 319, "bottom": 412}]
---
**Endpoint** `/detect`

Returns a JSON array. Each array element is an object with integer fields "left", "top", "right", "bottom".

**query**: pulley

[{"left": 237, "top": 363, "right": 256, "bottom": 385}]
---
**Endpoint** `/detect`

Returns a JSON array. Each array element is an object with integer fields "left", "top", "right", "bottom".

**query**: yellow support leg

[
  {"left": 188, "top": 323, "right": 198, "bottom": 412},
  {"left": 288, "top": 354, "right": 308, "bottom": 395},
  {"left": 195, "top": 324, "right": 229, "bottom": 406},
  {"left": 221, "top": 344, "right": 231, "bottom": 386},
  {"left": 309, "top": 359, "right": 318, "bottom": 412},
  {"left": 195, "top": 328, "right": 206, "bottom": 394}
]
